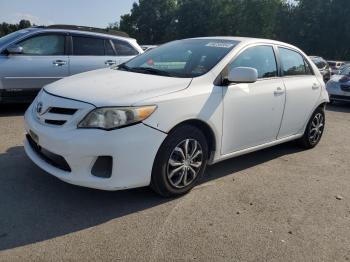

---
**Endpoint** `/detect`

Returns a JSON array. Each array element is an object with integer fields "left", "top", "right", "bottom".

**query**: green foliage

[
  {"left": 119, "top": 0, "right": 178, "bottom": 44},
  {"left": 117, "top": 0, "right": 349, "bottom": 60},
  {"left": 0, "top": 20, "right": 32, "bottom": 37},
  {"left": 1, "top": 2, "right": 348, "bottom": 60}
]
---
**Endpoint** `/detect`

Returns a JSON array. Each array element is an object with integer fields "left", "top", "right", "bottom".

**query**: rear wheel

[
  {"left": 298, "top": 107, "right": 325, "bottom": 149},
  {"left": 151, "top": 125, "right": 208, "bottom": 197}
]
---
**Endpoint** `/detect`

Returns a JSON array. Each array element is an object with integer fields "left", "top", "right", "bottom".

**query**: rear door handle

[
  {"left": 105, "top": 60, "right": 117, "bottom": 66},
  {"left": 312, "top": 83, "right": 320, "bottom": 90},
  {"left": 53, "top": 60, "right": 67, "bottom": 66},
  {"left": 274, "top": 87, "right": 285, "bottom": 96}
]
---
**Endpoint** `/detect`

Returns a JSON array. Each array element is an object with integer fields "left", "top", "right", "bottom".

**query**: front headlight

[{"left": 78, "top": 106, "right": 157, "bottom": 130}]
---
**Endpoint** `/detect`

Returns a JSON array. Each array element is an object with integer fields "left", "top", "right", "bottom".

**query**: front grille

[
  {"left": 49, "top": 107, "right": 78, "bottom": 115},
  {"left": 340, "top": 85, "right": 350, "bottom": 92},
  {"left": 26, "top": 134, "right": 71, "bottom": 172},
  {"left": 45, "top": 120, "right": 67, "bottom": 125},
  {"left": 33, "top": 90, "right": 94, "bottom": 127},
  {"left": 36, "top": 106, "right": 79, "bottom": 126}
]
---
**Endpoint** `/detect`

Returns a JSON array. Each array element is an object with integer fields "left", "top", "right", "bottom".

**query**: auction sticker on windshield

[{"left": 206, "top": 42, "right": 235, "bottom": 48}]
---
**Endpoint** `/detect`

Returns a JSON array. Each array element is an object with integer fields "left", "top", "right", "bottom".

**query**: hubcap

[
  {"left": 309, "top": 113, "right": 324, "bottom": 145},
  {"left": 167, "top": 139, "right": 203, "bottom": 189}
]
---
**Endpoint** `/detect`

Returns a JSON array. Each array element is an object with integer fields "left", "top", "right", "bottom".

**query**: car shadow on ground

[
  {"left": 326, "top": 102, "right": 350, "bottom": 113},
  {"left": 0, "top": 104, "right": 30, "bottom": 117},
  {"left": 0, "top": 141, "right": 302, "bottom": 251}
]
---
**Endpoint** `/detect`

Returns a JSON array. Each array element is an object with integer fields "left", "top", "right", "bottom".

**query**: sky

[{"left": 0, "top": 0, "right": 138, "bottom": 28}]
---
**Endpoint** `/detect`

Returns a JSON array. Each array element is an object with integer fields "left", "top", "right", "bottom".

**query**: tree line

[
  {"left": 1, "top": 1, "right": 349, "bottom": 60},
  {"left": 114, "top": 0, "right": 349, "bottom": 60},
  {"left": 0, "top": 20, "right": 32, "bottom": 37}
]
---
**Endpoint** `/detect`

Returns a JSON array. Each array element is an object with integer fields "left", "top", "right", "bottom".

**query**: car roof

[
  {"left": 30, "top": 25, "right": 136, "bottom": 42},
  {"left": 189, "top": 36, "right": 299, "bottom": 49}
]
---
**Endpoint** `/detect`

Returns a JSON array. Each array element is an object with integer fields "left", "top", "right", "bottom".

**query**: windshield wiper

[
  {"left": 131, "top": 67, "right": 174, "bottom": 77},
  {"left": 118, "top": 64, "right": 175, "bottom": 77},
  {"left": 118, "top": 63, "right": 132, "bottom": 71}
]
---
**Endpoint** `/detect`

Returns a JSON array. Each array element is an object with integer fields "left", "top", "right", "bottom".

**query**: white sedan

[{"left": 24, "top": 37, "right": 329, "bottom": 197}]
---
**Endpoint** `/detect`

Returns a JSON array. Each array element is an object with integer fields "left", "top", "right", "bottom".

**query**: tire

[
  {"left": 151, "top": 125, "right": 209, "bottom": 197},
  {"left": 298, "top": 107, "right": 325, "bottom": 149}
]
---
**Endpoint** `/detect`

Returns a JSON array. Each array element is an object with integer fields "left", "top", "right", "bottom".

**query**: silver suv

[{"left": 0, "top": 25, "right": 143, "bottom": 103}]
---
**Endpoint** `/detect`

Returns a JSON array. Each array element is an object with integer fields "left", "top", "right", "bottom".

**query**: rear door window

[
  {"left": 72, "top": 36, "right": 104, "bottom": 56},
  {"left": 279, "top": 48, "right": 312, "bottom": 76}
]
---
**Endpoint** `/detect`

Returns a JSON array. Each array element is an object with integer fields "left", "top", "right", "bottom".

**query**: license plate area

[{"left": 26, "top": 133, "right": 71, "bottom": 172}]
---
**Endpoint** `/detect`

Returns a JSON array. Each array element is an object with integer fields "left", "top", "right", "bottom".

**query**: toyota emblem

[{"left": 36, "top": 102, "right": 43, "bottom": 115}]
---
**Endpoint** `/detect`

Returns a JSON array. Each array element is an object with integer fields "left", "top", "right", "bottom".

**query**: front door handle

[
  {"left": 274, "top": 87, "right": 285, "bottom": 96},
  {"left": 105, "top": 60, "right": 117, "bottom": 66},
  {"left": 53, "top": 60, "right": 67, "bottom": 66},
  {"left": 312, "top": 83, "right": 320, "bottom": 90}
]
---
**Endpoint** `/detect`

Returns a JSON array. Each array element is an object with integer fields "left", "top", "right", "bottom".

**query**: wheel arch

[
  {"left": 317, "top": 101, "right": 328, "bottom": 110},
  {"left": 167, "top": 119, "right": 217, "bottom": 162},
  {"left": 299, "top": 100, "right": 328, "bottom": 135}
]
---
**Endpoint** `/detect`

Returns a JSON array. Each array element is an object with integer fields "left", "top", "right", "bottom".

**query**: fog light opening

[{"left": 91, "top": 156, "right": 113, "bottom": 178}]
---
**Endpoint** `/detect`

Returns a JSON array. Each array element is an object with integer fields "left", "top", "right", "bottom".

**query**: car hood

[{"left": 44, "top": 68, "right": 192, "bottom": 107}]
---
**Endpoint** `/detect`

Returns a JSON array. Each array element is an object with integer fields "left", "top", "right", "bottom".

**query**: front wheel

[
  {"left": 151, "top": 125, "right": 208, "bottom": 197},
  {"left": 298, "top": 107, "right": 325, "bottom": 149}
]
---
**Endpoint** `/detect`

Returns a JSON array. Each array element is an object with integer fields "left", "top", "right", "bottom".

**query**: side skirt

[{"left": 210, "top": 134, "right": 303, "bottom": 165}]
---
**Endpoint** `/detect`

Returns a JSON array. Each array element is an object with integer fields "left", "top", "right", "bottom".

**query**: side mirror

[
  {"left": 6, "top": 45, "right": 23, "bottom": 55},
  {"left": 228, "top": 67, "right": 258, "bottom": 83}
]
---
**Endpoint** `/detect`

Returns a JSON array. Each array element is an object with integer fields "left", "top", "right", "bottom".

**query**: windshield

[
  {"left": 119, "top": 39, "right": 239, "bottom": 78},
  {"left": 0, "top": 29, "right": 31, "bottom": 48}
]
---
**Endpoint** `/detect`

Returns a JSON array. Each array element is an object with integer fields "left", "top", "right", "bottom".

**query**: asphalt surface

[{"left": 0, "top": 103, "right": 349, "bottom": 262}]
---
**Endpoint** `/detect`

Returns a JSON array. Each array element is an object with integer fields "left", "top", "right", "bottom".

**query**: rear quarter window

[
  {"left": 113, "top": 40, "right": 139, "bottom": 56},
  {"left": 105, "top": 40, "right": 115, "bottom": 56}
]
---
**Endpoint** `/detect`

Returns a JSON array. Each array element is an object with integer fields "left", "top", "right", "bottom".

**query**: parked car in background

[
  {"left": 337, "top": 63, "right": 350, "bottom": 75},
  {"left": 24, "top": 37, "right": 329, "bottom": 197},
  {"left": 310, "top": 56, "right": 331, "bottom": 82},
  {"left": 141, "top": 45, "right": 158, "bottom": 52},
  {"left": 327, "top": 64, "right": 350, "bottom": 103},
  {"left": 0, "top": 25, "right": 143, "bottom": 103},
  {"left": 327, "top": 60, "right": 345, "bottom": 75}
]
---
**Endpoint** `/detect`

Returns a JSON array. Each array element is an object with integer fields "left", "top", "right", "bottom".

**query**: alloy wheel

[
  {"left": 309, "top": 113, "right": 324, "bottom": 145},
  {"left": 167, "top": 139, "right": 203, "bottom": 189}
]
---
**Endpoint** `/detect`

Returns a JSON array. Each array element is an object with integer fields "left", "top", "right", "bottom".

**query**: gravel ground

[{"left": 0, "top": 103, "right": 349, "bottom": 262}]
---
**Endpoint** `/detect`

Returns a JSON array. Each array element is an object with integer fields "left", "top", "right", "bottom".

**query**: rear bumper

[{"left": 24, "top": 103, "right": 167, "bottom": 191}]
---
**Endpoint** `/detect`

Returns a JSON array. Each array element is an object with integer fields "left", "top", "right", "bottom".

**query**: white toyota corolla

[{"left": 24, "top": 37, "right": 329, "bottom": 197}]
